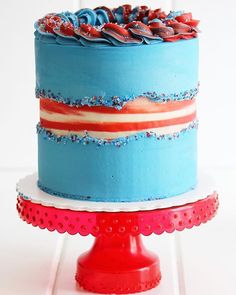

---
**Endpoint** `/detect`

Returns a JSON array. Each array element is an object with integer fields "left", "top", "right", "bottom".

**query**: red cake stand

[{"left": 16, "top": 174, "right": 219, "bottom": 294}]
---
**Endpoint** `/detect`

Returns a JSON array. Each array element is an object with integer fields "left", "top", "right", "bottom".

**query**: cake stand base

[
  {"left": 16, "top": 174, "right": 219, "bottom": 294},
  {"left": 76, "top": 234, "right": 161, "bottom": 294}
]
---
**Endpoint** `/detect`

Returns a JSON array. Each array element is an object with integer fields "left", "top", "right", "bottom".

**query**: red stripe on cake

[
  {"left": 40, "top": 97, "right": 196, "bottom": 115},
  {"left": 40, "top": 112, "right": 196, "bottom": 132}
]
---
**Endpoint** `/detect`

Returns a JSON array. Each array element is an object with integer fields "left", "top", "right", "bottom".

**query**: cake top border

[{"left": 35, "top": 5, "right": 200, "bottom": 47}]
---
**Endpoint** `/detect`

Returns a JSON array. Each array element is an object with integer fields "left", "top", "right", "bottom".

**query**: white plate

[{"left": 16, "top": 173, "right": 217, "bottom": 212}]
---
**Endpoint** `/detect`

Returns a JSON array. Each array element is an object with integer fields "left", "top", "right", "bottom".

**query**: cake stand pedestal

[{"left": 16, "top": 174, "right": 219, "bottom": 294}]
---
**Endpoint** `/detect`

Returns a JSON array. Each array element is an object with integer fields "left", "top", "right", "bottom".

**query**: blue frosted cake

[{"left": 35, "top": 5, "right": 199, "bottom": 202}]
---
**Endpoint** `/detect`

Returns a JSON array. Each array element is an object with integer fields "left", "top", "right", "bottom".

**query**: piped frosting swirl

[{"left": 35, "top": 5, "right": 200, "bottom": 46}]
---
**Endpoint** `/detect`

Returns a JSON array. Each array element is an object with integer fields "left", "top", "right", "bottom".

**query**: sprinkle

[
  {"left": 37, "top": 121, "right": 198, "bottom": 147},
  {"left": 36, "top": 84, "right": 199, "bottom": 109}
]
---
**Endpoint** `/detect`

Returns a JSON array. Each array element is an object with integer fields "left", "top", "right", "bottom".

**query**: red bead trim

[{"left": 17, "top": 192, "right": 219, "bottom": 237}]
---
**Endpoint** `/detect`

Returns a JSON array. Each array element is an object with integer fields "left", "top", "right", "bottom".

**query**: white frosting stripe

[
  {"left": 40, "top": 98, "right": 197, "bottom": 139},
  {"left": 40, "top": 102, "right": 196, "bottom": 123},
  {"left": 48, "top": 122, "right": 194, "bottom": 139}
]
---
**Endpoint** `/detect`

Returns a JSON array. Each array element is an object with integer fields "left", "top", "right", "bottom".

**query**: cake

[{"left": 35, "top": 5, "right": 199, "bottom": 202}]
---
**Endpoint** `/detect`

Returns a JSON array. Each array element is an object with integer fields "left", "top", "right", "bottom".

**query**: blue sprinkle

[
  {"left": 36, "top": 121, "right": 198, "bottom": 148},
  {"left": 35, "top": 84, "right": 199, "bottom": 108}
]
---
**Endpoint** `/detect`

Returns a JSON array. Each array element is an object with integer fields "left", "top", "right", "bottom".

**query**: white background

[{"left": 0, "top": 1, "right": 236, "bottom": 295}]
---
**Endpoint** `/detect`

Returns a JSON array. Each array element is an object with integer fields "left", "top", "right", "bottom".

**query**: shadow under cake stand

[{"left": 16, "top": 174, "right": 219, "bottom": 294}]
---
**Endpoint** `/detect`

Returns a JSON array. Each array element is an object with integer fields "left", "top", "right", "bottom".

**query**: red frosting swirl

[{"left": 35, "top": 5, "right": 200, "bottom": 46}]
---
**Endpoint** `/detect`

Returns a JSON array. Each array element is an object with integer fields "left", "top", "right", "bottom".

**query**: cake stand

[{"left": 16, "top": 174, "right": 219, "bottom": 294}]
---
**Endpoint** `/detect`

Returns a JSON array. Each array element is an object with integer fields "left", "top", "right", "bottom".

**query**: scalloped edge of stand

[
  {"left": 16, "top": 173, "right": 217, "bottom": 212},
  {"left": 16, "top": 193, "right": 219, "bottom": 236}
]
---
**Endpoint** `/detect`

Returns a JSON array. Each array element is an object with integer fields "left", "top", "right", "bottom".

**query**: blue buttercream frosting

[
  {"left": 75, "top": 8, "right": 97, "bottom": 26},
  {"left": 35, "top": 10, "right": 199, "bottom": 202},
  {"left": 94, "top": 9, "right": 110, "bottom": 25},
  {"left": 35, "top": 37, "right": 199, "bottom": 105},
  {"left": 58, "top": 11, "right": 79, "bottom": 27},
  {"left": 38, "top": 128, "right": 197, "bottom": 202}
]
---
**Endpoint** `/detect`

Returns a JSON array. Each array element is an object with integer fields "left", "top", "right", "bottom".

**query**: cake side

[
  {"left": 35, "top": 38, "right": 199, "bottom": 105},
  {"left": 35, "top": 6, "right": 199, "bottom": 202},
  {"left": 38, "top": 126, "right": 197, "bottom": 202}
]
